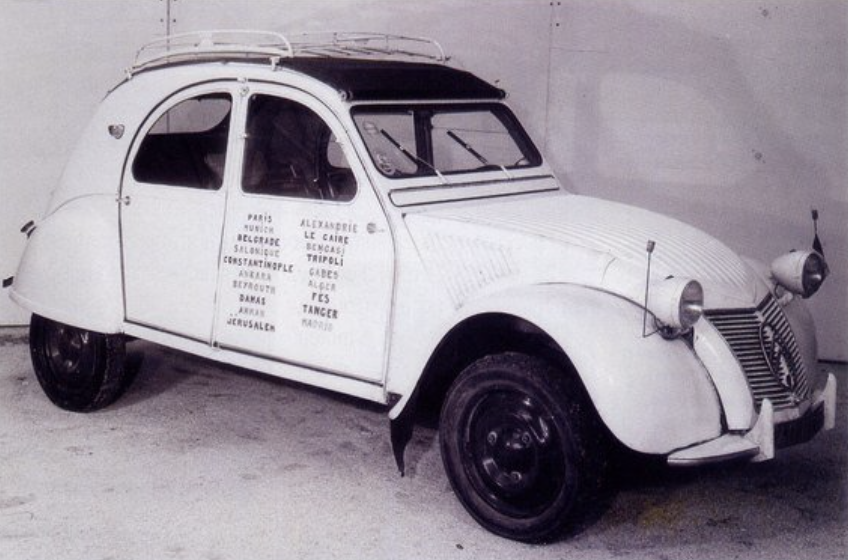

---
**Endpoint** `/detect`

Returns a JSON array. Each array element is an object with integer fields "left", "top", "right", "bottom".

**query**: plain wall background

[{"left": 1, "top": 0, "right": 845, "bottom": 360}]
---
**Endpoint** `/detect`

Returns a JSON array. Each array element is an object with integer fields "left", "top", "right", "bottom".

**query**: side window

[
  {"left": 132, "top": 94, "right": 231, "bottom": 189},
  {"left": 242, "top": 95, "right": 356, "bottom": 202}
]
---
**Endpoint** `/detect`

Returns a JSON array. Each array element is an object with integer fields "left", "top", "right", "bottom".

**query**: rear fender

[{"left": 11, "top": 195, "right": 123, "bottom": 334}]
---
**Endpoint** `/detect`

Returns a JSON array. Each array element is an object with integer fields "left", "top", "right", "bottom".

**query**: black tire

[
  {"left": 439, "top": 352, "right": 607, "bottom": 542},
  {"left": 29, "top": 314, "right": 129, "bottom": 412}
]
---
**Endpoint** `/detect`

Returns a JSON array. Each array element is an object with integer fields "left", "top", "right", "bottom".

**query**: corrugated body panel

[
  {"left": 412, "top": 230, "right": 516, "bottom": 308},
  {"left": 425, "top": 195, "right": 750, "bottom": 289}
]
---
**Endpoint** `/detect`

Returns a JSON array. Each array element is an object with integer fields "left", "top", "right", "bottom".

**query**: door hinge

[
  {"left": 117, "top": 195, "right": 131, "bottom": 206},
  {"left": 20, "top": 220, "right": 36, "bottom": 237},
  {"left": 238, "top": 76, "right": 250, "bottom": 97}
]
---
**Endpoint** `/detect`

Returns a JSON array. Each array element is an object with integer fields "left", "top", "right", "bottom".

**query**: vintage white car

[{"left": 7, "top": 31, "right": 837, "bottom": 542}]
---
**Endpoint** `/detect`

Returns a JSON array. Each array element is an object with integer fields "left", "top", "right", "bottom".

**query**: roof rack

[
  {"left": 291, "top": 31, "right": 447, "bottom": 62},
  {"left": 129, "top": 30, "right": 449, "bottom": 76}
]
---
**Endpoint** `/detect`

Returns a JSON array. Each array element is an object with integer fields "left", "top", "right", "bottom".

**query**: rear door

[{"left": 121, "top": 84, "right": 238, "bottom": 342}]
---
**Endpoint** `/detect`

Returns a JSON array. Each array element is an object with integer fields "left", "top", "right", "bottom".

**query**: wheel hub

[
  {"left": 45, "top": 325, "right": 91, "bottom": 380},
  {"left": 465, "top": 390, "right": 565, "bottom": 517}
]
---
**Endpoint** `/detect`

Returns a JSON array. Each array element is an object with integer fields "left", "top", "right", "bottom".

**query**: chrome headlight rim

[
  {"left": 678, "top": 279, "right": 705, "bottom": 330},
  {"left": 650, "top": 277, "right": 704, "bottom": 332},
  {"left": 801, "top": 251, "right": 828, "bottom": 298}
]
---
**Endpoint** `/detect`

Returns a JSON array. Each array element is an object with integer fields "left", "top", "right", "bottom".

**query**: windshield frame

[{"left": 350, "top": 102, "right": 543, "bottom": 180}]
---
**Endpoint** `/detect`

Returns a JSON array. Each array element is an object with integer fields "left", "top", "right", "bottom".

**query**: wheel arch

[
  {"left": 414, "top": 312, "right": 583, "bottom": 422},
  {"left": 388, "top": 309, "right": 605, "bottom": 476}
]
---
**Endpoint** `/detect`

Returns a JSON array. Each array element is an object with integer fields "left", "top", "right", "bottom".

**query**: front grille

[{"left": 705, "top": 294, "right": 809, "bottom": 411}]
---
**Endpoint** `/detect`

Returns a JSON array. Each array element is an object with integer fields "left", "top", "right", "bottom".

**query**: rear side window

[{"left": 132, "top": 94, "right": 232, "bottom": 189}]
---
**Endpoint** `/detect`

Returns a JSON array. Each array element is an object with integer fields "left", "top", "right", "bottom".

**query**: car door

[
  {"left": 214, "top": 86, "right": 394, "bottom": 384},
  {"left": 121, "top": 84, "right": 239, "bottom": 342}
]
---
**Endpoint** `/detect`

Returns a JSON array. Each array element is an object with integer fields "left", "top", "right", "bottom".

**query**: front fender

[
  {"left": 439, "top": 284, "right": 723, "bottom": 455},
  {"left": 11, "top": 195, "right": 123, "bottom": 334}
]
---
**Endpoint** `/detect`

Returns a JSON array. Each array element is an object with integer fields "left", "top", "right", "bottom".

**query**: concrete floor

[{"left": 1, "top": 326, "right": 845, "bottom": 560}]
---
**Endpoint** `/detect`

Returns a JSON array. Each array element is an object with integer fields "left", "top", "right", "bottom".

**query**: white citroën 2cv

[{"left": 7, "top": 31, "right": 836, "bottom": 542}]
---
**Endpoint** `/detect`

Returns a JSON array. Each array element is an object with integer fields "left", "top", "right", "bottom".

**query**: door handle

[{"left": 366, "top": 222, "right": 385, "bottom": 234}]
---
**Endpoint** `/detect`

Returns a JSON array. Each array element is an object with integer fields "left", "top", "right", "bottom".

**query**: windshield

[{"left": 351, "top": 103, "right": 542, "bottom": 179}]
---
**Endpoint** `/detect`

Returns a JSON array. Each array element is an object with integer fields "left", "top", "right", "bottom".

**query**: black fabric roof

[{"left": 279, "top": 58, "right": 506, "bottom": 101}]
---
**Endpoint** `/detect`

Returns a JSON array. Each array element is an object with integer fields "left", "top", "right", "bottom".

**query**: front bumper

[{"left": 667, "top": 372, "right": 837, "bottom": 466}]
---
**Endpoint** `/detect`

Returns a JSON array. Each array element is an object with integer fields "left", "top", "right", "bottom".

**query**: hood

[{"left": 404, "top": 193, "right": 763, "bottom": 309}]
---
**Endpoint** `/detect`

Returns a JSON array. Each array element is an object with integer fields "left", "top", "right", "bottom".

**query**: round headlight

[
  {"left": 678, "top": 280, "right": 705, "bottom": 329},
  {"left": 650, "top": 278, "right": 704, "bottom": 330},
  {"left": 771, "top": 251, "right": 829, "bottom": 298},
  {"left": 802, "top": 252, "right": 828, "bottom": 297}
]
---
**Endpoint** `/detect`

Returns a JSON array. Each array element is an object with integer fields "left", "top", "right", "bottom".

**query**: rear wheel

[
  {"left": 29, "top": 314, "right": 129, "bottom": 412},
  {"left": 439, "top": 352, "right": 606, "bottom": 542}
]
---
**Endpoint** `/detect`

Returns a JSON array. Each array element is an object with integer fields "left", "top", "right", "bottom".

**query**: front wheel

[
  {"left": 29, "top": 314, "right": 129, "bottom": 412},
  {"left": 439, "top": 352, "right": 607, "bottom": 542}
]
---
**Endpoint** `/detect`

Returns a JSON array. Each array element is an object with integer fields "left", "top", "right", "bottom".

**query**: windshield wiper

[
  {"left": 446, "top": 129, "right": 512, "bottom": 180},
  {"left": 379, "top": 129, "right": 447, "bottom": 183},
  {"left": 446, "top": 130, "right": 489, "bottom": 165}
]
